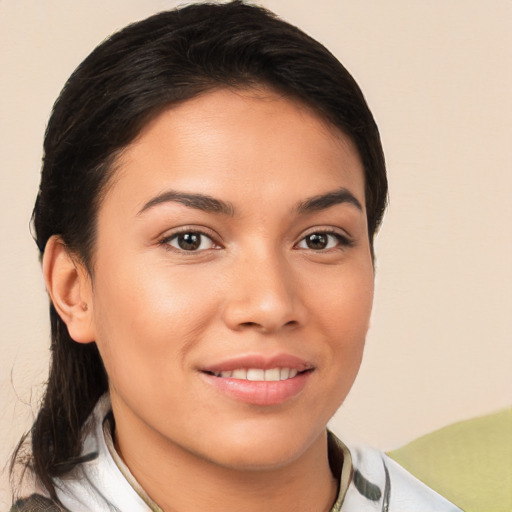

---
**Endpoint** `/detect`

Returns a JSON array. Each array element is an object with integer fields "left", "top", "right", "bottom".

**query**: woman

[{"left": 11, "top": 2, "right": 461, "bottom": 511}]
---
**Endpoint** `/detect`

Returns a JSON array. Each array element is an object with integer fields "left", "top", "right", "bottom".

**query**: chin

[
  {"left": 201, "top": 421, "right": 325, "bottom": 471},
  {"left": 211, "top": 446, "right": 304, "bottom": 472}
]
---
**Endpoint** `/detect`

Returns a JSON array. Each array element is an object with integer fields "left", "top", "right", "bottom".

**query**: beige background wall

[{"left": 1, "top": 0, "right": 511, "bottom": 506}]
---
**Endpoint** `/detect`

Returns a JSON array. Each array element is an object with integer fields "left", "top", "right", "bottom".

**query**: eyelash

[
  {"left": 159, "top": 227, "right": 220, "bottom": 253},
  {"left": 158, "top": 228, "right": 353, "bottom": 253},
  {"left": 296, "top": 230, "right": 354, "bottom": 251}
]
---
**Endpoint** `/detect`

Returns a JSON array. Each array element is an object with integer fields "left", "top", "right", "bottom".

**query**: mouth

[
  {"left": 199, "top": 355, "right": 315, "bottom": 405},
  {"left": 203, "top": 367, "right": 311, "bottom": 381}
]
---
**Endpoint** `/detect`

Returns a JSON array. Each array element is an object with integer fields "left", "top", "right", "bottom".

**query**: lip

[
  {"left": 201, "top": 353, "right": 314, "bottom": 373},
  {"left": 199, "top": 353, "right": 314, "bottom": 406},
  {"left": 201, "top": 371, "right": 312, "bottom": 406}
]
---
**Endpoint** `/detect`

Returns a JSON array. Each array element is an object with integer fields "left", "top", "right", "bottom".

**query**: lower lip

[{"left": 202, "top": 371, "right": 312, "bottom": 406}]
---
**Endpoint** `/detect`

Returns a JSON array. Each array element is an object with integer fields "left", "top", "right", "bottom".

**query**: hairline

[{"left": 80, "top": 83, "right": 371, "bottom": 273}]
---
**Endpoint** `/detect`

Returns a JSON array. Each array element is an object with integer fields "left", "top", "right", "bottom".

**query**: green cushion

[{"left": 389, "top": 408, "right": 512, "bottom": 512}]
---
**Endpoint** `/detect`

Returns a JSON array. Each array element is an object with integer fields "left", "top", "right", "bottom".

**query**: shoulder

[
  {"left": 334, "top": 439, "right": 463, "bottom": 511},
  {"left": 10, "top": 494, "right": 64, "bottom": 512}
]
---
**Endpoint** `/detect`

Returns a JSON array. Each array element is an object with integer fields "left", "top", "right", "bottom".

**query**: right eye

[{"left": 162, "top": 231, "right": 218, "bottom": 252}]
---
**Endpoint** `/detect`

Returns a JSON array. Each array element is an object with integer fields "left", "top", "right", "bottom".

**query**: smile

[
  {"left": 208, "top": 368, "right": 299, "bottom": 381},
  {"left": 201, "top": 358, "right": 314, "bottom": 405}
]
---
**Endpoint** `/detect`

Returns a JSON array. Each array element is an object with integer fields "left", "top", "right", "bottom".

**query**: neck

[{"left": 113, "top": 414, "right": 337, "bottom": 512}]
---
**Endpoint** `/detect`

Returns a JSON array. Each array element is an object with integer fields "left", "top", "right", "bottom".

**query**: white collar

[{"left": 53, "top": 395, "right": 461, "bottom": 512}]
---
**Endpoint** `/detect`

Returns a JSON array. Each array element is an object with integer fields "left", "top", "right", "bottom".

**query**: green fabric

[{"left": 389, "top": 408, "right": 512, "bottom": 512}]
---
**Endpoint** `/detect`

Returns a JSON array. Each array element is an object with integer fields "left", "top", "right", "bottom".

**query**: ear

[{"left": 43, "top": 235, "right": 96, "bottom": 344}]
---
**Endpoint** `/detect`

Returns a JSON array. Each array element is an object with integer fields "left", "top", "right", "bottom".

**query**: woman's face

[{"left": 85, "top": 88, "right": 374, "bottom": 470}]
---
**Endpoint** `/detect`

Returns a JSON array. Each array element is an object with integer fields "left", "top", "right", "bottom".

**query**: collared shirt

[{"left": 11, "top": 395, "right": 461, "bottom": 512}]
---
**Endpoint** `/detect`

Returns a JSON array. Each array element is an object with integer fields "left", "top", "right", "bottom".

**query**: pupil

[
  {"left": 307, "top": 233, "right": 328, "bottom": 250},
  {"left": 178, "top": 233, "right": 200, "bottom": 250}
]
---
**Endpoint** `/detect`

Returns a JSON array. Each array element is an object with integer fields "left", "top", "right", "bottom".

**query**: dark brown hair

[{"left": 15, "top": 0, "right": 387, "bottom": 502}]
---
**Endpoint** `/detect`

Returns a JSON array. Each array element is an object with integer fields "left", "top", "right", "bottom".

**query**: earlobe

[{"left": 43, "top": 235, "right": 96, "bottom": 344}]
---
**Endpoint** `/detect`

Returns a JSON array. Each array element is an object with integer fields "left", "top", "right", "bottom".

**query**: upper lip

[{"left": 200, "top": 353, "right": 315, "bottom": 373}]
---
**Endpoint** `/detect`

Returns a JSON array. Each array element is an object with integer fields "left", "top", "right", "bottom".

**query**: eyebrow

[
  {"left": 138, "top": 191, "right": 235, "bottom": 216},
  {"left": 138, "top": 187, "right": 362, "bottom": 217},
  {"left": 296, "top": 187, "right": 363, "bottom": 214}
]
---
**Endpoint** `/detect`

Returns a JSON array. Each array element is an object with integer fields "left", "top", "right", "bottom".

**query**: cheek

[
  {"left": 309, "top": 259, "right": 374, "bottom": 385},
  {"left": 291, "top": 260, "right": 373, "bottom": 427},
  {"left": 89, "top": 258, "right": 221, "bottom": 382},
  {"left": 309, "top": 259, "right": 374, "bottom": 337}
]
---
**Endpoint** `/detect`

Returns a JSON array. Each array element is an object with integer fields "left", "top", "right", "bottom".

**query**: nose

[{"left": 221, "top": 250, "right": 306, "bottom": 334}]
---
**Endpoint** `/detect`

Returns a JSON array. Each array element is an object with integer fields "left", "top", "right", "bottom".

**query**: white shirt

[{"left": 28, "top": 395, "right": 461, "bottom": 512}]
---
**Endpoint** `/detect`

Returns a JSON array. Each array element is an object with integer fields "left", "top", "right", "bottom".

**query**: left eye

[
  {"left": 165, "top": 232, "right": 217, "bottom": 251},
  {"left": 297, "top": 232, "right": 344, "bottom": 251}
]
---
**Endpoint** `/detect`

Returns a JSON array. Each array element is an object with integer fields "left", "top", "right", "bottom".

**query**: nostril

[
  {"left": 240, "top": 321, "right": 259, "bottom": 329},
  {"left": 237, "top": 319, "right": 298, "bottom": 331}
]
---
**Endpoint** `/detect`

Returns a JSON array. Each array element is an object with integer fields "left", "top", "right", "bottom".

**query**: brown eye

[
  {"left": 297, "top": 231, "right": 351, "bottom": 251},
  {"left": 177, "top": 233, "right": 201, "bottom": 250},
  {"left": 305, "top": 233, "right": 329, "bottom": 250},
  {"left": 165, "top": 231, "right": 216, "bottom": 251}
]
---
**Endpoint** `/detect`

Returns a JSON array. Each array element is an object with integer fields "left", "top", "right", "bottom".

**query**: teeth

[
  {"left": 247, "top": 369, "right": 264, "bottom": 381},
  {"left": 231, "top": 369, "right": 247, "bottom": 379},
  {"left": 265, "top": 368, "right": 280, "bottom": 381},
  {"left": 214, "top": 367, "right": 301, "bottom": 381}
]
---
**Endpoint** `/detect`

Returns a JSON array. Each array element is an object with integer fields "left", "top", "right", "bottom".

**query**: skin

[{"left": 45, "top": 88, "right": 375, "bottom": 512}]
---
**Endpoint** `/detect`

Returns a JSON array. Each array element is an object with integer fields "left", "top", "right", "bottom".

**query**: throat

[{"left": 112, "top": 414, "right": 337, "bottom": 512}]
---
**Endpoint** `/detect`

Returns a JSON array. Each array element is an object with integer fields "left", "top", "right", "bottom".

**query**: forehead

[{"left": 108, "top": 87, "right": 365, "bottom": 215}]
